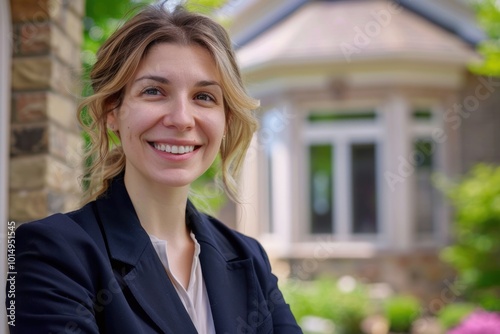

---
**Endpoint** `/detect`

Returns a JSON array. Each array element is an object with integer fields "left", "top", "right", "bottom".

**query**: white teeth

[{"left": 153, "top": 143, "right": 195, "bottom": 155}]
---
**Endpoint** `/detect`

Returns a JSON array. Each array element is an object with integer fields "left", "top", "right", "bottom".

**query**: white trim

[
  {"left": 0, "top": 0, "right": 11, "bottom": 330},
  {"left": 336, "top": 139, "right": 349, "bottom": 239}
]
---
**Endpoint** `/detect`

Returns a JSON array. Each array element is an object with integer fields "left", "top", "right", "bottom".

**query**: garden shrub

[
  {"left": 437, "top": 302, "right": 477, "bottom": 330},
  {"left": 281, "top": 277, "right": 370, "bottom": 334},
  {"left": 439, "top": 164, "right": 500, "bottom": 311},
  {"left": 383, "top": 295, "right": 421, "bottom": 333}
]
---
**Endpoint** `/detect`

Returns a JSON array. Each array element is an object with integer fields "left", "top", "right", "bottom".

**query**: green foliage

[
  {"left": 189, "top": 155, "right": 227, "bottom": 215},
  {"left": 185, "top": 0, "right": 228, "bottom": 14},
  {"left": 440, "top": 164, "right": 500, "bottom": 311},
  {"left": 83, "top": 0, "right": 153, "bottom": 83},
  {"left": 470, "top": 0, "right": 500, "bottom": 76},
  {"left": 437, "top": 303, "right": 477, "bottom": 330},
  {"left": 383, "top": 295, "right": 421, "bottom": 333},
  {"left": 281, "top": 277, "right": 371, "bottom": 334}
]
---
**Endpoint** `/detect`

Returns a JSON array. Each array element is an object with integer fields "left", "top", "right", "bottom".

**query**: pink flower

[{"left": 448, "top": 310, "right": 500, "bottom": 334}]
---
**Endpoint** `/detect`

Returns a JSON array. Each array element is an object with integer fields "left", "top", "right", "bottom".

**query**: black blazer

[{"left": 7, "top": 175, "right": 302, "bottom": 333}]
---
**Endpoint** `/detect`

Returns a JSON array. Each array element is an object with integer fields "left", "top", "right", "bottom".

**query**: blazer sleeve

[
  {"left": 6, "top": 216, "right": 100, "bottom": 334},
  {"left": 254, "top": 240, "right": 303, "bottom": 333}
]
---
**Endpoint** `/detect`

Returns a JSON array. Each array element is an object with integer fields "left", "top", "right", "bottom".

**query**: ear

[
  {"left": 224, "top": 111, "right": 231, "bottom": 134},
  {"left": 106, "top": 110, "right": 118, "bottom": 131}
]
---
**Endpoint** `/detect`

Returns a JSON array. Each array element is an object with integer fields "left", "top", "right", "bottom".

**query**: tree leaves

[
  {"left": 440, "top": 164, "right": 500, "bottom": 311},
  {"left": 470, "top": 0, "right": 500, "bottom": 76}
]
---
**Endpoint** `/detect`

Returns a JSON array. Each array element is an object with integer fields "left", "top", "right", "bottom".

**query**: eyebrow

[
  {"left": 134, "top": 76, "right": 221, "bottom": 89},
  {"left": 195, "top": 80, "right": 221, "bottom": 89},
  {"left": 134, "top": 75, "right": 170, "bottom": 84}
]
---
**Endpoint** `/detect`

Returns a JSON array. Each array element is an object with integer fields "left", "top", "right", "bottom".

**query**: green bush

[
  {"left": 437, "top": 303, "right": 477, "bottom": 330},
  {"left": 439, "top": 164, "right": 500, "bottom": 311},
  {"left": 281, "top": 277, "right": 370, "bottom": 334},
  {"left": 383, "top": 295, "right": 421, "bottom": 333}
]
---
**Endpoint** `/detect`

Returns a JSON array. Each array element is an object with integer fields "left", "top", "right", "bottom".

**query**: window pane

[
  {"left": 351, "top": 144, "right": 377, "bottom": 234},
  {"left": 309, "top": 145, "right": 333, "bottom": 234},
  {"left": 308, "top": 111, "right": 376, "bottom": 123},
  {"left": 413, "top": 109, "right": 433, "bottom": 121},
  {"left": 414, "top": 140, "right": 435, "bottom": 234}
]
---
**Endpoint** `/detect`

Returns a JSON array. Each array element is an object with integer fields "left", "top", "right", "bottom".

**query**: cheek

[
  {"left": 199, "top": 111, "right": 225, "bottom": 135},
  {"left": 117, "top": 103, "right": 151, "bottom": 134},
  {"left": 214, "top": 112, "right": 227, "bottom": 135},
  {"left": 211, "top": 122, "right": 226, "bottom": 143}
]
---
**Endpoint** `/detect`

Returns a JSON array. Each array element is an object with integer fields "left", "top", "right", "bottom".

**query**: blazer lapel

[
  {"left": 95, "top": 175, "right": 197, "bottom": 334},
  {"left": 123, "top": 245, "right": 198, "bottom": 333},
  {"left": 199, "top": 245, "right": 259, "bottom": 333},
  {"left": 187, "top": 203, "right": 260, "bottom": 334}
]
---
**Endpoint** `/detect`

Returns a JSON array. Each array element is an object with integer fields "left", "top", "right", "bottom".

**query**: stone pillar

[{"left": 9, "top": 0, "right": 85, "bottom": 223}]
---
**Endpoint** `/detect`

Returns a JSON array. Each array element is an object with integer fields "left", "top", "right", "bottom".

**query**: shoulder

[
  {"left": 210, "top": 215, "right": 264, "bottom": 249},
  {"left": 15, "top": 202, "right": 106, "bottom": 259},
  {"left": 16, "top": 212, "right": 83, "bottom": 243},
  {"left": 10, "top": 207, "right": 113, "bottom": 333},
  {"left": 198, "top": 213, "right": 303, "bottom": 332},
  {"left": 13, "top": 203, "right": 111, "bottom": 292},
  {"left": 196, "top": 212, "right": 271, "bottom": 267}
]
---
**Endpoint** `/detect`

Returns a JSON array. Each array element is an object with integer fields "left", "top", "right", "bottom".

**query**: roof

[
  {"left": 227, "top": 0, "right": 486, "bottom": 48},
  {"left": 236, "top": 1, "right": 479, "bottom": 71}
]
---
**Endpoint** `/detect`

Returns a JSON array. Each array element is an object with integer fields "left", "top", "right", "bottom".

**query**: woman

[{"left": 7, "top": 3, "right": 302, "bottom": 334}]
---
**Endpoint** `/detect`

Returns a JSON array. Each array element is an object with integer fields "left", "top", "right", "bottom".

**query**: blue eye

[
  {"left": 195, "top": 93, "right": 215, "bottom": 102},
  {"left": 143, "top": 87, "right": 161, "bottom": 95}
]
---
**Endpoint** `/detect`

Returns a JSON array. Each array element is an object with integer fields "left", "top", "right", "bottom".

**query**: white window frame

[
  {"left": 1, "top": 0, "right": 12, "bottom": 330},
  {"left": 257, "top": 106, "right": 293, "bottom": 246},
  {"left": 302, "top": 116, "right": 385, "bottom": 244},
  {"left": 258, "top": 101, "right": 445, "bottom": 257},
  {"left": 410, "top": 111, "right": 444, "bottom": 246}
]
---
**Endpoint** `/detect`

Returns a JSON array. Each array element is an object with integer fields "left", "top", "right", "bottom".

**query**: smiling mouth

[{"left": 150, "top": 142, "right": 197, "bottom": 155}]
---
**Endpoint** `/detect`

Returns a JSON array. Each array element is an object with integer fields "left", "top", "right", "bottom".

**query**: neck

[{"left": 124, "top": 170, "right": 191, "bottom": 244}]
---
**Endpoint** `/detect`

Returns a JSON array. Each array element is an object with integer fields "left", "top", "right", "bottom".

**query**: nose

[{"left": 162, "top": 97, "right": 195, "bottom": 131}]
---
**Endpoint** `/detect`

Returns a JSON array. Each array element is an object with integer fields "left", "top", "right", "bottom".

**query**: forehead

[{"left": 135, "top": 42, "right": 220, "bottom": 79}]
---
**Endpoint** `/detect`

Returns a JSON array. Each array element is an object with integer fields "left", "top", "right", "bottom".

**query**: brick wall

[{"left": 9, "top": 0, "right": 85, "bottom": 223}]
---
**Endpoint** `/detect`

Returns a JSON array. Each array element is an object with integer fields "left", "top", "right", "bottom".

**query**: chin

[{"left": 152, "top": 171, "right": 199, "bottom": 188}]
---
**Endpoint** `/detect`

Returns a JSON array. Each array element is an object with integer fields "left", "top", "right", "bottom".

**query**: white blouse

[{"left": 149, "top": 233, "right": 216, "bottom": 334}]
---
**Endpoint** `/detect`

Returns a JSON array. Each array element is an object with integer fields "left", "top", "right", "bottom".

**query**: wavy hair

[{"left": 79, "top": 3, "right": 259, "bottom": 203}]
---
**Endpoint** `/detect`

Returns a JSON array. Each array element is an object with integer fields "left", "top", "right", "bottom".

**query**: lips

[{"left": 151, "top": 142, "right": 197, "bottom": 154}]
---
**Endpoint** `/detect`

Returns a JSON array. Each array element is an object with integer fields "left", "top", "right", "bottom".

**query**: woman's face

[{"left": 108, "top": 43, "right": 226, "bottom": 189}]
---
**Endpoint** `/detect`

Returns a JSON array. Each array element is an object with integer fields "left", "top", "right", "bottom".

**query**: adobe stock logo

[
  {"left": 340, "top": 1, "right": 404, "bottom": 63},
  {"left": 384, "top": 76, "right": 500, "bottom": 192}
]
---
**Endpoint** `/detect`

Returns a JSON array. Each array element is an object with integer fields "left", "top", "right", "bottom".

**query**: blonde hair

[{"left": 79, "top": 3, "right": 259, "bottom": 203}]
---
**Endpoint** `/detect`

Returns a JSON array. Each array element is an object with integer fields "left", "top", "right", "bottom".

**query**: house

[
  {"left": 226, "top": 0, "right": 500, "bottom": 304},
  {"left": 1, "top": 0, "right": 85, "bottom": 329}
]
